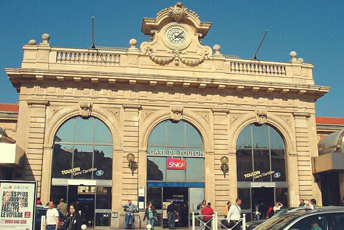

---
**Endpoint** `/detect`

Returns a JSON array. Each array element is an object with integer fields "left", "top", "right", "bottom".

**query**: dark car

[
  {"left": 35, "top": 205, "right": 65, "bottom": 230},
  {"left": 245, "top": 207, "right": 305, "bottom": 230},
  {"left": 252, "top": 206, "right": 344, "bottom": 230}
]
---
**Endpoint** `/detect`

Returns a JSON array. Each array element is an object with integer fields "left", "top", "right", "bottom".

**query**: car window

[
  {"left": 254, "top": 214, "right": 300, "bottom": 230},
  {"left": 290, "top": 214, "right": 327, "bottom": 230},
  {"left": 330, "top": 213, "right": 344, "bottom": 230}
]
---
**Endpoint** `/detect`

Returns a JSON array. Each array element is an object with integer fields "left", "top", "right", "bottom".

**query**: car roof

[{"left": 282, "top": 206, "right": 344, "bottom": 217}]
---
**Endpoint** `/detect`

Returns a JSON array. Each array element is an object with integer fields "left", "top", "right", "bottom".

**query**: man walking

[
  {"left": 227, "top": 198, "right": 242, "bottom": 230},
  {"left": 201, "top": 202, "right": 214, "bottom": 230},
  {"left": 167, "top": 200, "right": 178, "bottom": 230},
  {"left": 123, "top": 200, "right": 137, "bottom": 229},
  {"left": 57, "top": 198, "right": 67, "bottom": 216},
  {"left": 45, "top": 200, "right": 59, "bottom": 230}
]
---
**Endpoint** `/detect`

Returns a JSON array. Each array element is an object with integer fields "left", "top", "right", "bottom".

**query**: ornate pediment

[{"left": 140, "top": 2, "right": 213, "bottom": 67}]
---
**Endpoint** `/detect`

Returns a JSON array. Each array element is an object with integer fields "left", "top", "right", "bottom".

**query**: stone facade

[{"left": 4, "top": 2, "right": 330, "bottom": 228}]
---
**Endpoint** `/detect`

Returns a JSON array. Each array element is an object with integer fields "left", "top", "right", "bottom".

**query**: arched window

[
  {"left": 236, "top": 123, "right": 286, "bottom": 182},
  {"left": 52, "top": 116, "right": 113, "bottom": 180},
  {"left": 147, "top": 120, "right": 204, "bottom": 182}
]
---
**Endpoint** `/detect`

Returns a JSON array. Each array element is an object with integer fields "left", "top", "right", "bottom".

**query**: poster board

[{"left": 0, "top": 180, "right": 37, "bottom": 230}]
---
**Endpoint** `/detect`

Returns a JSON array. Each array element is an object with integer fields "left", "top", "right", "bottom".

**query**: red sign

[{"left": 167, "top": 158, "right": 187, "bottom": 170}]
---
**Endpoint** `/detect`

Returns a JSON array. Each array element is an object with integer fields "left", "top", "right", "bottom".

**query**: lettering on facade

[
  {"left": 244, "top": 170, "right": 276, "bottom": 179},
  {"left": 148, "top": 149, "right": 204, "bottom": 157},
  {"left": 61, "top": 167, "right": 98, "bottom": 176}
]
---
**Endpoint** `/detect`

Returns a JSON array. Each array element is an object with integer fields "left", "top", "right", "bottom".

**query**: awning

[
  {"left": 313, "top": 129, "right": 344, "bottom": 174},
  {"left": 0, "top": 143, "right": 24, "bottom": 167}
]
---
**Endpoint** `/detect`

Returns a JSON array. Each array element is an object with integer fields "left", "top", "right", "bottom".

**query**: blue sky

[{"left": 0, "top": 0, "right": 343, "bottom": 117}]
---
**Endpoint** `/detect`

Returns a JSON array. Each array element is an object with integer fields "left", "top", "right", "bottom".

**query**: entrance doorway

[
  {"left": 51, "top": 185, "right": 112, "bottom": 227},
  {"left": 251, "top": 188, "right": 274, "bottom": 220},
  {"left": 147, "top": 186, "right": 204, "bottom": 228}
]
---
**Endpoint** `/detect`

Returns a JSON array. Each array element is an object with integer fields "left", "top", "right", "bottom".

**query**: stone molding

[
  {"left": 293, "top": 112, "right": 311, "bottom": 118},
  {"left": 79, "top": 102, "right": 92, "bottom": 118},
  {"left": 171, "top": 106, "right": 183, "bottom": 122},
  {"left": 27, "top": 100, "right": 49, "bottom": 107},
  {"left": 123, "top": 104, "right": 142, "bottom": 110},
  {"left": 256, "top": 109, "right": 267, "bottom": 125}
]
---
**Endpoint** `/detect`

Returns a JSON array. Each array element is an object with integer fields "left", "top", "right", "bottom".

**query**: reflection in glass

[
  {"left": 74, "top": 117, "right": 94, "bottom": 143},
  {"left": 147, "top": 187, "right": 162, "bottom": 209},
  {"left": 148, "top": 122, "right": 166, "bottom": 146},
  {"left": 238, "top": 188, "right": 251, "bottom": 209},
  {"left": 275, "top": 188, "right": 288, "bottom": 207},
  {"left": 186, "top": 158, "right": 204, "bottom": 182},
  {"left": 96, "top": 187, "right": 112, "bottom": 209},
  {"left": 236, "top": 124, "right": 286, "bottom": 182},
  {"left": 252, "top": 125, "right": 269, "bottom": 149},
  {"left": 52, "top": 144, "right": 73, "bottom": 178},
  {"left": 53, "top": 116, "right": 113, "bottom": 179},
  {"left": 73, "top": 145, "right": 93, "bottom": 179},
  {"left": 237, "top": 149, "right": 253, "bottom": 181},
  {"left": 237, "top": 126, "right": 252, "bottom": 149},
  {"left": 166, "top": 121, "right": 185, "bottom": 146},
  {"left": 94, "top": 146, "right": 113, "bottom": 180},
  {"left": 253, "top": 150, "right": 270, "bottom": 182},
  {"left": 147, "top": 157, "right": 165, "bottom": 180},
  {"left": 271, "top": 150, "right": 286, "bottom": 181},
  {"left": 95, "top": 119, "right": 112, "bottom": 144},
  {"left": 186, "top": 124, "right": 203, "bottom": 147},
  {"left": 55, "top": 119, "right": 74, "bottom": 143}
]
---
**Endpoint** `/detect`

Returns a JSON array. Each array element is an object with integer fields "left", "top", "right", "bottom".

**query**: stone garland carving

[
  {"left": 79, "top": 102, "right": 92, "bottom": 118},
  {"left": 171, "top": 106, "right": 183, "bottom": 122},
  {"left": 142, "top": 45, "right": 212, "bottom": 67}
]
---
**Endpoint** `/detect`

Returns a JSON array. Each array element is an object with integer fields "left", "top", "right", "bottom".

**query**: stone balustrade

[
  {"left": 54, "top": 48, "right": 121, "bottom": 65},
  {"left": 230, "top": 60, "right": 287, "bottom": 76}
]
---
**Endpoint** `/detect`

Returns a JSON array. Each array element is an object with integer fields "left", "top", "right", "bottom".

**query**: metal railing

[{"left": 192, "top": 212, "right": 246, "bottom": 230}]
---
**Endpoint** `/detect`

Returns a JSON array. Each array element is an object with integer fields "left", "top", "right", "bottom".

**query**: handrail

[{"left": 192, "top": 212, "right": 246, "bottom": 230}]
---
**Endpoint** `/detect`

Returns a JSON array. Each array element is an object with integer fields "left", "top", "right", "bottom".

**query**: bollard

[
  {"left": 192, "top": 212, "right": 195, "bottom": 230},
  {"left": 81, "top": 224, "right": 87, "bottom": 230},
  {"left": 147, "top": 224, "right": 152, "bottom": 230},
  {"left": 242, "top": 214, "right": 246, "bottom": 230},
  {"left": 40, "top": 215, "right": 45, "bottom": 230}
]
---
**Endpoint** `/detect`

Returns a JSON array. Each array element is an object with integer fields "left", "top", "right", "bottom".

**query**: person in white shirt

[
  {"left": 227, "top": 198, "right": 242, "bottom": 230},
  {"left": 273, "top": 202, "right": 283, "bottom": 214},
  {"left": 45, "top": 200, "right": 59, "bottom": 230}
]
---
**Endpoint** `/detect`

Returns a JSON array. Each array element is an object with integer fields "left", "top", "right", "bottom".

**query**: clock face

[{"left": 166, "top": 27, "right": 187, "bottom": 46}]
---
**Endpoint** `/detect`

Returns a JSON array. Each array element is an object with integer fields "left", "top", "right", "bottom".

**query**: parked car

[
  {"left": 245, "top": 207, "right": 304, "bottom": 230},
  {"left": 252, "top": 206, "right": 344, "bottom": 230},
  {"left": 35, "top": 205, "right": 65, "bottom": 230}
]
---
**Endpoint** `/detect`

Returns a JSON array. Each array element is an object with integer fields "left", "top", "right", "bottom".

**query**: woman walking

[
  {"left": 143, "top": 202, "right": 157, "bottom": 230},
  {"left": 62, "top": 202, "right": 82, "bottom": 230}
]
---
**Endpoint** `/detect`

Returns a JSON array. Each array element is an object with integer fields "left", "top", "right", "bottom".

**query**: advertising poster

[{"left": 0, "top": 180, "right": 37, "bottom": 230}]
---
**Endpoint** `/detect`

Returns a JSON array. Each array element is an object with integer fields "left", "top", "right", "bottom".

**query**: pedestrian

[
  {"left": 36, "top": 197, "right": 42, "bottom": 205},
  {"left": 224, "top": 201, "right": 231, "bottom": 218},
  {"left": 201, "top": 202, "right": 214, "bottom": 230},
  {"left": 180, "top": 203, "right": 188, "bottom": 227},
  {"left": 310, "top": 199, "right": 317, "bottom": 209},
  {"left": 227, "top": 198, "right": 242, "bottom": 230},
  {"left": 299, "top": 199, "right": 305, "bottom": 207},
  {"left": 62, "top": 202, "right": 82, "bottom": 230},
  {"left": 253, "top": 203, "right": 261, "bottom": 220},
  {"left": 45, "top": 200, "right": 59, "bottom": 230},
  {"left": 273, "top": 202, "right": 283, "bottom": 214},
  {"left": 57, "top": 198, "right": 68, "bottom": 216},
  {"left": 266, "top": 204, "right": 274, "bottom": 218},
  {"left": 197, "top": 199, "right": 206, "bottom": 228},
  {"left": 167, "top": 200, "right": 178, "bottom": 230},
  {"left": 143, "top": 202, "right": 157, "bottom": 230},
  {"left": 122, "top": 200, "right": 137, "bottom": 229}
]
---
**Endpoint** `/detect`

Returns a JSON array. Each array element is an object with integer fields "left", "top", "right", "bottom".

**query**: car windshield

[{"left": 254, "top": 214, "right": 300, "bottom": 230}]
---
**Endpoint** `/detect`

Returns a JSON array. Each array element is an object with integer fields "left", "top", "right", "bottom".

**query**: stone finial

[
  {"left": 213, "top": 44, "right": 221, "bottom": 55},
  {"left": 290, "top": 51, "right": 304, "bottom": 64},
  {"left": 129, "top": 39, "right": 137, "bottom": 49},
  {"left": 42, "top": 33, "right": 50, "bottom": 44},
  {"left": 28, "top": 39, "right": 37, "bottom": 45}
]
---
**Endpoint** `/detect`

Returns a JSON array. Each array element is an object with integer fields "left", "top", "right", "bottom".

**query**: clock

[
  {"left": 163, "top": 24, "right": 191, "bottom": 50},
  {"left": 166, "top": 27, "right": 187, "bottom": 46}
]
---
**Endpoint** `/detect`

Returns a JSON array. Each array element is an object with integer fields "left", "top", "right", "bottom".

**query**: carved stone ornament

[
  {"left": 170, "top": 2, "right": 187, "bottom": 22},
  {"left": 171, "top": 106, "right": 183, "bottom": 122},
  {"left": 256, "top": 109, "right": 267, "bottom": 125},
  {"left": 79, "top": 102, "right": 92, "bottom": 118}
]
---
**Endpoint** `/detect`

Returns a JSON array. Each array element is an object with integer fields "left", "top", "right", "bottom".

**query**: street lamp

[
  {"left": 127, "top": 153, "right": 136, "bottom": 175},
  {"left": 220, "top": 156, "right": 229, "bottom": 178}
]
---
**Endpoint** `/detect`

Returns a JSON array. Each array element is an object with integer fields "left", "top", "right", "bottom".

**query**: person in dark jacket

[
  {"left": 62, "top": 202, "right": 82, "bottom": 230},
  {"left": 143, "top": 202, "right": 158, "bottom": 230},
  {"left": 167, "top": 200, "right": 178, "bottom": 230}
]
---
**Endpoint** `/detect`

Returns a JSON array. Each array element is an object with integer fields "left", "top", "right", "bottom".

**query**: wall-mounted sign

[
  {"left": 167, "top": 158, "right": 187, "bottom": 170},
  {"left": 61, "top": 167, "right": 98, "bottom": 176},
  {"left": 0, "top": 180, "right": 37, "bottom": 230},
  {"left": 148, "top": 149, "right": 204, "bottom": 157},
  {"left": 244, "top": 170, "right": 277, "bottom": 179}
]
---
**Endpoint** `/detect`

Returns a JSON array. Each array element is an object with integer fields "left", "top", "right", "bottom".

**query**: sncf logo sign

[{"left": 167, "top": 158, "right": 187, "bottom": 170}]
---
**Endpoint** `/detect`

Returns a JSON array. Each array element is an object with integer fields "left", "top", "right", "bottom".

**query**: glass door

[
  {"left": 147, "top": 187, "right": 163, "bottom": 226},
  {"left": 95, "top": 187, "right": 112, "bottom": 226},
  {"left": 189, "top": 188, "right": 204, "bottom": 227}
]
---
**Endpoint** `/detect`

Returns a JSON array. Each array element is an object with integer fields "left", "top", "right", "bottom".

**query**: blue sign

[
  {"left": 96, "top": 170, "right": 104, "bottom": 176},
  {"left": 274, "top": 172, "right": 281, "bottom": 178}
]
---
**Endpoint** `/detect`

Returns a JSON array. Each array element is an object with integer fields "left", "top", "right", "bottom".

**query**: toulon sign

[{"left": 167, "top": 158, "right": 187, "bottom": 170}]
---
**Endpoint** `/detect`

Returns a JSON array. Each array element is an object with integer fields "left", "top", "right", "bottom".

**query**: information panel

[{"left": 0, "top": 180, "right": 37, "bottom": 230}]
